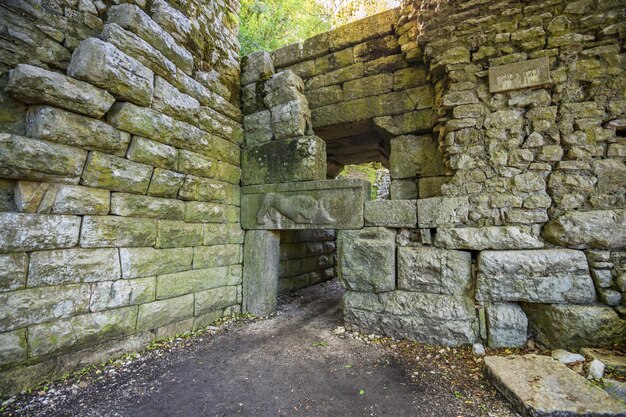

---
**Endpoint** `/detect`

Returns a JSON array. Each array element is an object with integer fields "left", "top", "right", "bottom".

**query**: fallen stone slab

[{"left": 484, "top": 354, "right": 626, "bottom": 416}]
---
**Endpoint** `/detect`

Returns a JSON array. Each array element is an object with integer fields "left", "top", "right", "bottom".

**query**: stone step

[
  {"left": 581, "top": 348, "right": 626, "bottom": 376},
  {"left": 484, "top": 354, "right": 626, "bottom": 417}
]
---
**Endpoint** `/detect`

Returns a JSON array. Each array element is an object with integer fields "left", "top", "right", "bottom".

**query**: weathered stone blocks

[
  {"left": 337, "top": 228, "right": 396, "bottom": 293},
  {"left": 523, "top": 304, "right": 626, "bottom": 349},
  {"left": 195, "top": 286, "right": 239, "bottom": 317},
  {"left": 68, "top": 38, "right": 154, "bottom": 106},
  {"left": 242, "top": 136, "right": 326, "bottom": 186},
  {"left": 90, "top": 277, "right": 156, "bottom": 312},
  {"left": 120, "top": 247, "right": 192, "bottom": 279},
  {"left": 0, "top": 284, "right": 90, "bottom": 332},
  {"left": 156, "top": 220, "right": 203, "bottom": 248},
  {"left": 26, "top": 106, "right": 131, "bottom": 157},
  {"left": 417, "top": 197, "right": 469, "bottom": 228},
  {"left": 28, "top": 248, "right": 120, "bottom": 286},
  {"left": 193, "top": 245, "right": 241, "bottom": 269},
  {"left": 0, "top": 254, "right": 28, "bottom": 292},
  {"left": 0, "top": 330, "right": 27, "bottom": 365},
  {"left": 270, "top": 100, "right": 313, "bottom": 140},
  {"left": 397, "top": 247, "right": 471, "bottom": 295},
  {"left": 477, "top": 250, "right": 595, "bottom": 304},
  {"left": 80, "top": 216, "right": 157, "bottom": 248},
  {"left": 0, "top": 213, "right": 80, "bottom": 253},
  {"left": 107, "top": 4, "right": 193, "bottom": 74},
  {"left": 485, "top": 303, "right": 528, "bottom": 348},
  {"left": 136, "top": 294, "right": 194, "bottom": 332},
  {"left": 344, "top": 291, "right": 477, "bottom": 346},
  {"left": 364, "top": 200, "right": 417, "bottom": 228},
  {"left": 241, "top": 51, "right": 275, "bottom": 86},
  {"left": 434, "top": 226, "right": 544, "bottom": 250},
  {"left": 543, "top": 209, "right": 626, "bottom": 249},
  {"left": 0, "top": 134, "right": 87, "bottom": 184},
  {"left": 81, "top": 152, "right": 153, "bottom": 194},
  {"left": 390, "top": 135, "right": 445, "bottom": 179},
  {"left": 6, "top": 64, "right": 115, "bottom": 118},
  {"left": 126, "top": 136, "right": 177, "bottom": 170},
  {"left": 156, "top": 267, "right": 229, "bottom": 299},
  {"left": 111, "top": 193, "right": 185, "bottom": 220}
]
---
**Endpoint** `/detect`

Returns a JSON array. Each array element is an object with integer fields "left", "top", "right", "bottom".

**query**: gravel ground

[{"left": 1, "top": 280, "right": 519, "bottom": 417}]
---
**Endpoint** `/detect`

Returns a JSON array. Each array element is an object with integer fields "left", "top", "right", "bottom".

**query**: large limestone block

[
  {"left": 193, "top": 245, "right": 241, "bottom": 269},
  {"left": 119, "top": 247, "right": 192, "bottom": 279},
  {"left": 243, "top": 231, "right": 280, "bottom": 316},
  {"left": 477, "top": 249, "right": 595, "bottom": 304},
  {"left": 68, "top": 38, "right": 154, "bottom": 106},
  {"left": 484, "top": 355, "right": 626, "bottom": 416},
  {"left": 389, "top": 180, "right": 418, "bottom": 200},
  {"left": 101, "top": 23, "right": 177, "bottom": 80},
  {"left": 28, "top": 248, "right": 120, "bottom": 286},
  {"left": 486, "top": 303, "right": 528, "bottom": 348},
  {"left": 343, "top": 290, "right": 477, "bottom": 346},
  {"left": 0, "top": 213, "right": 80, "bottom": 253},
  {"left": 0, "top": 253, "right": 28, "bottom": 293},
  {"left": 177, "top": 150, "right": 241, "bottom": 185},
  {"left": 156, "top": 220, "right": 204, "bottom": 248},
  {"left": 329, "top": 8, "right": 398, "bottom": 51},
  {"left": 337, "top": 228, "right": 396, "bottom": 293},
  {"left": 0, "top": 134, "right": 87, "bottom": 184},
  {"left": 0, "top": 284, "right": 90, "bottom": 332},
  {"left": 312, "top": 86, "right": 433, "bottom": 128},
  {"left": 242, "top": 136, "right": 326, "bottom": 186},
  {"left": 434, "top": 226, "right": 544, "bottom": 250},
  {"left": 81, "top": 151, "right": 153, "bottom": 194},
  {"left": 6, "top": 64, "right": 114, "bottom": 118},
  {"left": 152, "top": 76, "right": 200, "bottom": 122},
  {"left": 390, "top": 135, "right": 446, "bottom": 179},
  {"left": 26, "top": 106, "right": 130, "bottom": 157},
  {"left": 185, "top": 202, "right": 239, "bottom": 224},
  {"left": 343, "top": 73, "right": 393, "bottom": 101},
  {"left": 241, "top": 51, "right": 274, "bottom": 86},
  {"left": 270, "top": 100, "right": 313, "bottom": 140},
  {"left": 52, "top": 184, "right": 110, "bottom": 215},
  {"left": 107, "top": 103, "right": 240, "bottom": 165},
  {"left": 147, "top": 168, "right": 185, "bottom": 198},
  {"left": 263, "top": 70, "right": 306, "bottom": 108},
  {"left": 397, "top": 247, "right": 471, "bottom": 295},
  {"left": 0, "top": 330, "right": 27, "bottom": 366},
  {"left": 417, "top": 196, "right": 469, "bottom": 228},
  {"left": 90, "top": 277, "right": 156, "bottom": 312},
  {"left": 107, "top": 4, "right": 193, "bottom": 74},
  {"left": 149, "top": 0, "right": 192, "bottom": 44},
  {"left": 110, "top": 193, "right": 185, "bottom": 220},
  {"left": 364, "top": 200, "right": 417, "bottom": 228},
  {"left": 523, "top": 304, "right": 626, "bottom": 349},
  {"left": 543, "top": 209, "right": 626, "bottom": 249},
  {"left": 374, "top": 109, "right": 434, "bottom": 136},
  {"left": 136, "top": 294, "right": 194, "bottom": 331},
  {"left": 241, "top": 179, "right": 369, "bottom": 230},
  {"left": 244, "top": 110, "right": 273, "bottom": 146},
  {"left": 80, "top": 216, "right": 157, "bottom": 248},
  {"left": 178, "top": 176, "right": 239, "bottom": 206},
  {"left": 195, "top": 286, "right": 239, "bottom": 317},
  {"left": 175, "top": 71, "right": 242, "bottom": 123},
  {"left": 126, "top": 136, "right": 177, "bottom": 170},
  {"left": 156, "top": 267, "right": 230, "bottom": 299}
]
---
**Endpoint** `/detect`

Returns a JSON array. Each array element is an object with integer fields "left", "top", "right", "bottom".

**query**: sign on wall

[{"left": 489, "top": 57, "right": 551, "bottom": 93}]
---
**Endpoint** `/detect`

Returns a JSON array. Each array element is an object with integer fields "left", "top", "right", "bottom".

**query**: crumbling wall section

[
  {"left": 338, "top": 0, "right": 626, "bottom": 349},
  {"left": 0, "top": 0, "right": 243, "bottom": 395}
]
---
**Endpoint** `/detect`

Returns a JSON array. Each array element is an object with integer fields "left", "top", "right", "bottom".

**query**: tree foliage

[{"left": 239, "top": 0, "right": 400, "bottom": 56}]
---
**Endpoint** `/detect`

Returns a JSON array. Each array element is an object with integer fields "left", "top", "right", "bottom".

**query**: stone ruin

[{"left": 0, "top": 0, "right": 625, "bottom": 397}]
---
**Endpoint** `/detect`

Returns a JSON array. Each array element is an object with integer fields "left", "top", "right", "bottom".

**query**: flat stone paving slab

[{"left": 484, "top": 354, "right": 626, "bottom": 417}]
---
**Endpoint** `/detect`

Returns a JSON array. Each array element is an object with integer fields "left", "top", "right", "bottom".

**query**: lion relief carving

[{"left": 256, "top": 193, "right": 335, "bottom": 226}]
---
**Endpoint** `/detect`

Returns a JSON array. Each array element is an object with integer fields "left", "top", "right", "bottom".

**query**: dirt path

[{"left": 3, "top": 281, "right": 517, "bottom": 417}]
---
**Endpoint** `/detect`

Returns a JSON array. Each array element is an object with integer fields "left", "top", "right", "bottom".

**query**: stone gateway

[{"left": 0, "top": 0, "right": 625, "bottom": 398}]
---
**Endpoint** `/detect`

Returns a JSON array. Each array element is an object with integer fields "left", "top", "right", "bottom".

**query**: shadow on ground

[{"left": 3, "top": 280, "right": 517, "bottom": 417}]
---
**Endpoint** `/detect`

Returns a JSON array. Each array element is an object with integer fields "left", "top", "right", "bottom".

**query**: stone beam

[{"left": 241, "top": 179, "right": 370, "bottom": 230}]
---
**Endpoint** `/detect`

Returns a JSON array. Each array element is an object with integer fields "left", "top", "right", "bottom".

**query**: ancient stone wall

[
  {"left": 0, "top": 0, "right": 243, "bottom": 395},
  {"left": 339, "top": 0, "right": 626, "bottom": 349}
]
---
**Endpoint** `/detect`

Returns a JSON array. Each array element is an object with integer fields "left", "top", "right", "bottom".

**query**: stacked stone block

[
  {"left": 241, "top": 55, "right": 326, "bottom": 186},
  {"left": 0, "top": 0, "right": 243, "bottom": 396}
]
